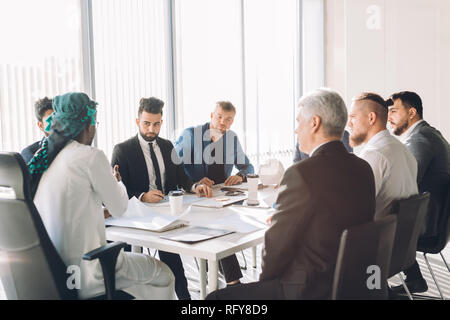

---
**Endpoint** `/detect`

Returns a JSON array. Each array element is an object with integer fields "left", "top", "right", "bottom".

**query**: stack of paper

[{"left": 105, "top": 197, "right": 188, "bottom": 232}]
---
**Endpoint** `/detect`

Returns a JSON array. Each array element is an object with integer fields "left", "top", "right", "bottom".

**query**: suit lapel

[{"left": 133, "top": 135, "right": 150, "bottom": 186}]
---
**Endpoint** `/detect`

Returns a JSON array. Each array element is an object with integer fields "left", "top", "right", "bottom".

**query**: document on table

[
  {"left": 145, "top": 194, "right": 203, "bottom": 207},
  {"left": 105, "top": 197, "right": 188, "bottom": 232},
  {"left": 192, "top": 194, "right": 248, "bottom": 208},
  {"left": 159, "top": 226, "right": 235, "bottom": 244}
]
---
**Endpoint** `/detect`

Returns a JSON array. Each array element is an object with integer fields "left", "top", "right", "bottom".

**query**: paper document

[
  {"left": 146, "top": 194, "right": 203, "bottom": 207},
  {"left": 159, "top": 226, "right": 235, "bottom": 244},
  {"left": 192, "top": 194, "right": 248, "bottom": 208},
  {"left": 105, "top": 197, "right": 188, "bottom": 232}
]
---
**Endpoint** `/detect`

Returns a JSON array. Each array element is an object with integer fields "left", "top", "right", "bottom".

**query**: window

[
  {"left": 243, "top": 0, "right": 302, "bottom": 170},
  {"left": 0, "top": 0, "right": 325, "bottom": 172},
  {"left": 91, "top": 0, "right": 173, "bottom": 158},
  {"left": 173, "top": 0, "right": 244, "bottom": 137},
  {"left": 0, "top": 0, "right": 85, "bottom": 153}
]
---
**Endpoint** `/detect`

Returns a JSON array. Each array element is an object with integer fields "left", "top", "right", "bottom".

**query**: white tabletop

[{"left": 105, "top": 185, "right": 277, "bottom": 299}]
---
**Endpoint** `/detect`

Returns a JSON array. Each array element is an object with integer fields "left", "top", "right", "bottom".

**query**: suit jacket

[
  {"left": 404, "top": 121, "right": 450, "bottom": 238},
  {"left": 260, "top": 141, "right": 376, "bottom": 300},
  {"left": 111, "top": 135, "right": 194, "bottom": 199},
  {"left": 174, "top": 122, "right": 254, "bottom": 182},
  {"left": 21, "top": 139, "right": 44, "bottom": 164},
  {"left": 294, "top": 130, "right": 353, "bottom": 163}
]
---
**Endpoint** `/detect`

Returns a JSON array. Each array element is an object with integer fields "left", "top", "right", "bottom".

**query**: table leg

[
  {"left": 207, "top": 260, "right": 219, "bottom": 294},
  {"left": 199, "top": 258, "right": 207, "bottom": 300},
  {"left": 252, "top": 246, "right": 257, "bottom": 268}
]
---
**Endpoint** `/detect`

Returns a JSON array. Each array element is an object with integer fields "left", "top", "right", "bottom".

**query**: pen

[{"left": 149, "top": 184, "right": 165, "bottom": 199}]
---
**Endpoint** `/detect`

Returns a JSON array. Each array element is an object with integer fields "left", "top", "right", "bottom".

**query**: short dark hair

[
  {"left": 138, "top": 97, "right": 164, "bottom": 116},
  {"left": 353, "top": 92, "right": 388, "bottom": 123},
  {"left": 387, "top": 91, "right": 423, "bottom": 119},
  {"left": 216, "top": 101, "right": 236, "bottom": 114},
  {"left": 34, "top": 97, "right": 53, "bottom": 122},
  {"left": 353, "top": 92, "right": 388, "bottom": 109}
]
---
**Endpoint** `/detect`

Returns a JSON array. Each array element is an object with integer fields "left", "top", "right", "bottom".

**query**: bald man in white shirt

[{"left": 347, "top": 92, "right": 418, "bottom": 220}]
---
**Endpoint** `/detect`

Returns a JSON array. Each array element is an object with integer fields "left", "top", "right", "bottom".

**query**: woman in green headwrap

[{"left": 31, "top": 92, "right": 175, "bottom": 299}]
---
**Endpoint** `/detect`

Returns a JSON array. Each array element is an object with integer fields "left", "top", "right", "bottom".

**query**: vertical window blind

[
  {"left": 0, "top": 0, "right": 325, "bottom": 173},
  {"left": 0, "top": 0, "right": 85, "bottom": 153}
]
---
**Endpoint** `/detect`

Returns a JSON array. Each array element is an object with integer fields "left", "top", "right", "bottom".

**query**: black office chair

[
  {"left": 388, "top": 192, "right": 430, "bottom": 300},
  {"left": 0, "top": 152, "right": 133, "bottom": 300},
  {"left": 416, "top": 184, "right": 450, "bottom": 300},
  {"left": 332, "top": 215, "right": 397, "bottom": 300}
]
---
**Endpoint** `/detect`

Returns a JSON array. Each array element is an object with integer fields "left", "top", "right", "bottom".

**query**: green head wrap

[{"left": 28, "top": 92, "right": 98, "bottom": 198}]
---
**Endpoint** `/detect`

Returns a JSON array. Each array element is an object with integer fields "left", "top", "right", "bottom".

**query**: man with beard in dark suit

[
  {"left": 388, "top": 91, "right": 450, "bottom": 295},
  {"left": 111, "top": 97, "right": 212, "bottom": 300}
]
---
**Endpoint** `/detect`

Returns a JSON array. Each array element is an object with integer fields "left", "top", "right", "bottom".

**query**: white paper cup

[
  {"left": 169, "top": 191, "right": 184, "bottom": 216},
  {"left": 246, "top": 174, "right": 260, "bottom": 206}
]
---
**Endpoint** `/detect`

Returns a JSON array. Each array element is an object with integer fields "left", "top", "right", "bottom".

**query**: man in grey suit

[
  {"left": 388, "top": 91, "right": 450, "bottom": 294},
  {"left": 206, "top": 88, "right": 376, "bottom": 300}
]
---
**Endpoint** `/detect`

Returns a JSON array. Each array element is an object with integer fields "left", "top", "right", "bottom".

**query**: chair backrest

[
  {"left": 332, "top": 215, "right": 397, "bottom": 300},
  {"left": 417, "top": 183, "right": 450, "bottom": 254},
  {"left": 388, "top": 192, "right": 430, "bottom": 277},
  {"left": 438, "top": 184, "right": 450, "bottom": 247},
  {"left": 0, "top": 152, "right": 77, "bottom": 300}
]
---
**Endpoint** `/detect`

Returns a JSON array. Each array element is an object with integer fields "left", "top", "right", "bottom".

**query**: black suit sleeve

[
  {"left": 260, "top": 166, "right": 314, "bottom": 281},
  {"left": 111, "top": 144, "right": 138, "bottom": 199},
  {"left": 167, "top": 141, "right": 194, "bottom": 192}
]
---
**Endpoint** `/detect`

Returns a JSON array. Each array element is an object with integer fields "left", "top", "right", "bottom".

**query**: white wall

[{"left": 326, "top": 0, "right": 450, "bottom": 141}]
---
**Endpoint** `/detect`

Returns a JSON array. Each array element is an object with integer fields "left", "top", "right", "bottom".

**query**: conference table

[{"left": 105, "top": 185, "right": 277, "bottom": 299}]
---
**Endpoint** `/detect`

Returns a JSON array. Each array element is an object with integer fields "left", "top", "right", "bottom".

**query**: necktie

[{"left": 149, "top": 142, "right": 163, "bottom": 192}]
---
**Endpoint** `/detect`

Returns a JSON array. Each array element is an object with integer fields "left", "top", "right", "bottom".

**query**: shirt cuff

[{"left": 138, "top": 192, "right": 145, "bottom": 201}]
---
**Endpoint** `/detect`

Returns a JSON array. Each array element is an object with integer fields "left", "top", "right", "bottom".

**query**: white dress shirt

[
  {"left": 357, "top": 130, "right": 418, "bottom": 219},
  {"left": 137, "top": 133, "right": 166, "bottom": 193},
  {"left": 34, "top": 140, "right": 175, "bottom": 299},
  {"left": 138, "top": 134, "right": 197, "bottom": 197}
]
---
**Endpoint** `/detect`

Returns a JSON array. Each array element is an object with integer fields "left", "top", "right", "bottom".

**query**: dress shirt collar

[
  {"left": 399, "top": 119, "right": 425, "bottom": 142},
  {"left": 137, "top": 133, "right": 159, "bottom": 149},
  {"left": 365, "top": 129, "right": 390, "bottom": 147}
]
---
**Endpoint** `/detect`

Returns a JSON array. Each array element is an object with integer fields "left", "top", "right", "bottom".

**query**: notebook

[{"left": 159, "top": 226, "right": 235, "bottom": 244}]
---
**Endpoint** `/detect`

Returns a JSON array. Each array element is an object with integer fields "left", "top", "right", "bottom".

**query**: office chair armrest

[
  {"left": 83, "top": 241, "right": 128, "bottom": 261},
  {"left": 82, "top": 241, "right": 128, "bottom": 299}
]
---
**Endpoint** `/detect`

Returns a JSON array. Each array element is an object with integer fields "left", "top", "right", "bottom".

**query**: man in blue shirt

[
  {"left": 174, "top": 101, "right": 254, "bottom": 286},
  {"left": 175, "top": 101, "right": 254, "bottom": 187}
]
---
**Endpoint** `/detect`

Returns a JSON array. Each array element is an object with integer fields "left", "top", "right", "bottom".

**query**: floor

[{"left": 1, "top": 243, "right": 449, "bottom": 300}]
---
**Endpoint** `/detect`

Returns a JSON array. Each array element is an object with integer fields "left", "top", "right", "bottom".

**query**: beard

[
  {"left": 349, "top": 131, "right": 367, "bottom": 147},
  {"left": 139, "top": 130, "right": 158, "bottom": 142},
  {"left": 392, "top": 119, "right": 409, "bottom": 136}
]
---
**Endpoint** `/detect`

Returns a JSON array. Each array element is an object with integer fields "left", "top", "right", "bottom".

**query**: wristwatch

[{"left": 236, "top": 172, "right": 247, "bottom": 182}]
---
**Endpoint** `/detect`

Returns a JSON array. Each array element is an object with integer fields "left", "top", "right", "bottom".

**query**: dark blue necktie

[{"left": 149, "top": 142, "right": 163, "bottom": 192}]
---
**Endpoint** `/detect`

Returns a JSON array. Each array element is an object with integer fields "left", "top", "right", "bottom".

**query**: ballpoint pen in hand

[{"left": 148, "top": 184, "right": 165, "bottom": 199}]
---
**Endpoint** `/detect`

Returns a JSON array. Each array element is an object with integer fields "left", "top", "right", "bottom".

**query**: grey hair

[{"left": 297, "top": 88, "right": 348, "bottom": 138}]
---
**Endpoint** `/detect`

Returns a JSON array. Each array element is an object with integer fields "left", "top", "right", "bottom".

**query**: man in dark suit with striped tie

[{"left": 111, "top": 97, "right": 212, "bottom": 299}]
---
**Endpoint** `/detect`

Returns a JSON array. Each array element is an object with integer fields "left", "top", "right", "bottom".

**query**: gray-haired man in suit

[
  {"left": 388, "top": 91, "right": 450, "bottom": 295},
  {"left": 206, "top": 89, "right": 376, "bottom": 300}
]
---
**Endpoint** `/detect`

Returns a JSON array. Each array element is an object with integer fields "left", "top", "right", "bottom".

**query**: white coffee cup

[
  {"left": 246, "top": 174, "right": 260, "bottom": 206},
  {"left": 169, "top": 191, "right": 184, "bottom": 216}
]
